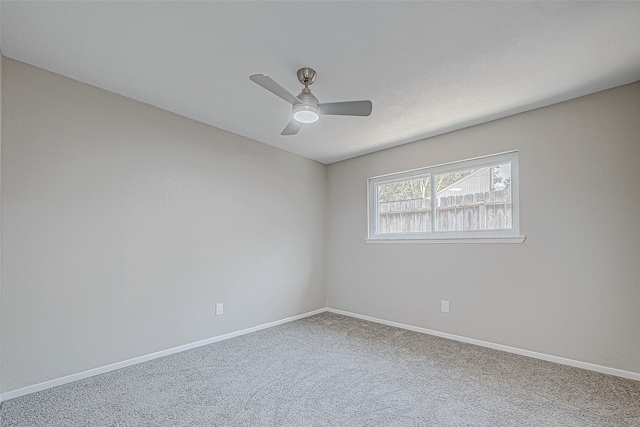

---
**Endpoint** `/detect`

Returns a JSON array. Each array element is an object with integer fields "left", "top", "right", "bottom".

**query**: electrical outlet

[
  {"left": 216, "top": 303, "right": 224, "bottom": 316},
  {"left": 441, "top": 300, "right": 450, "bottom": 313}
]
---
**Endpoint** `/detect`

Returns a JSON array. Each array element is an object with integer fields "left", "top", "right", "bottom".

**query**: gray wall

[
  {"left": 0, "top": 53, "right": 3, "bottom": 399},
  {"left": 1, "top": 58, "right": 327, "bottom": 393},
  {"left": 327, "top": 82, "right": 640, "bottom": 374}
]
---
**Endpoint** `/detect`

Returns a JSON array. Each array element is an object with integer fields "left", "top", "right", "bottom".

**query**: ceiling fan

[{"left": 249, "top": 67, "right": 373, "bottom": 135}]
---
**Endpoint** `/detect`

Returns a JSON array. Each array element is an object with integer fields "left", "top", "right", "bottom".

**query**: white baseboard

[
  {"left": 326, "top": 307, "right": 640, "bottom": 382},
  {"left": 0, "top": 308, "right": 327, "bottom": 402},
  {"left": 3, "top": 306, "right": 638, "bottom": 402}
]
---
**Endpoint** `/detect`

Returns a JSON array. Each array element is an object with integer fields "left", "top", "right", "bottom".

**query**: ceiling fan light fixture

[{"left": 292, "top": 104, "right": 319, "bottom": 124}]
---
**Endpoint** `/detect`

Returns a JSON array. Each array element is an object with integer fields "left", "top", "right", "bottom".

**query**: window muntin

[{"left": 368, "top": 152, "right": 520, "bottom": 241}]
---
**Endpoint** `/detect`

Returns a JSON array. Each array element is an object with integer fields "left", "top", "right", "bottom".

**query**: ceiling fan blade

[
  {"left": 249, "top": 74, "right": 301, "bottom": 105},
  {"left": 318, "top": 100, "right": 372, "bottom": 116},
  {"left": 281, "top": 120, "right": 303, "bottom": 136}
]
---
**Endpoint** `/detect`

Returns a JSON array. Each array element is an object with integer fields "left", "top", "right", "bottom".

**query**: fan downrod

[{"left": 297, "top": 67, "right": 317, "bottom": 87}]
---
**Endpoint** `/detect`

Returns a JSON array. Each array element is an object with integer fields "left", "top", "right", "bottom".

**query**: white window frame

[{"left": 367, "top": 151, "right": 525, "bottom": 244}]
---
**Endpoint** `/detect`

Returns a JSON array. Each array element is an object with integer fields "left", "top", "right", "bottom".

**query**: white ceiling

[{"left": 2, "top": 1, "right": 640, "bottom": 164}]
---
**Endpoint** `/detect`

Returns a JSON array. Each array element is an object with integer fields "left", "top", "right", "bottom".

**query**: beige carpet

[{"left": 2, "top": 312, "right": 639, "bottom": 426}]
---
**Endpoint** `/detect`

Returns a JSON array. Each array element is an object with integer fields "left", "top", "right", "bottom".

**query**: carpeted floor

[{"left": 1, "top": 312, "right": 639, "bottom": 426}]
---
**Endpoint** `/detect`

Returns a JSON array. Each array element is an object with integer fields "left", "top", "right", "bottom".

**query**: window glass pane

[
  {"left": 435, "top": 163, "right": 511, "bottom": 231},
  {"left": 376, "top": 176, "right": 431, "bottom": 234}
]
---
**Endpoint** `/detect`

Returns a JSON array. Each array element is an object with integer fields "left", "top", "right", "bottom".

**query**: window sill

[{"left": 365, "top": 236, "right": 526, "bottom": 244}]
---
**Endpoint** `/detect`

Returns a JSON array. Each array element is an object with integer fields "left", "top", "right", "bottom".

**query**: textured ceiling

[{"left": 2, "top": 1, "right": 640, "bottom": 164}]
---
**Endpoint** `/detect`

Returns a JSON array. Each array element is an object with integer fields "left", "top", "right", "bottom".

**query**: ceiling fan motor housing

[{"left": 293, "top": 88, "right": 319, "bottom": 123}]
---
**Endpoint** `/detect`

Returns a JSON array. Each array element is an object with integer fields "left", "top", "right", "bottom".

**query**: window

[{"left": 367, "top": 151, "right": 523, "bottom": 243}]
